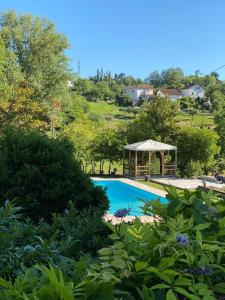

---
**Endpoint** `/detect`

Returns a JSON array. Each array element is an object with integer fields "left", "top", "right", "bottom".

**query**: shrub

[
  {"left": 176, "top": 127, "right": 220, "bottom": 175},
  {"left": 1, "top": 188, "right": 225, "bottom": 299},
  {"left": 115, "top": 93, "right": 133, "bottom": 107},
  {"left": 185, "top": 160, "right": 204, "bottom": 178},
  {"left": 0, "top": 200, "right": 109, "bottom": 280},
  {"left": 0, "top": 128, "right": 108, "bottom": 221}
]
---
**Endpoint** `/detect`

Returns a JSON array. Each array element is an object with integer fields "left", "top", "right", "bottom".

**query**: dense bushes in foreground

[
  {"left": 0, "top": 128, "right": 108, "bottom": 221},
  {"left": 1, "top": 188, "right": 225, "bottom": 299},
  {"left": 0, "top": 201, "right": 110, "bottom": 280}
]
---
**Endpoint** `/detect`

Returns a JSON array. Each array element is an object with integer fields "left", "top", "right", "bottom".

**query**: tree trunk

[{"left": 108, "top": 161, "right": 111, "bottom": 175}]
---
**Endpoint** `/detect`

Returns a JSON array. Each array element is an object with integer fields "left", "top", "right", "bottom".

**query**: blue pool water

[{"left": 93, "top": 180, "right": 168, "bottom": 216}]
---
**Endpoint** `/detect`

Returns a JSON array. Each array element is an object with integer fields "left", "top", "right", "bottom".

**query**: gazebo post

[
  {"left": 135, "top": 151, "right": 137, "bottom": 177},
  {"left": 148, "top": 151, "right": 151, "bottom": 177},
  {"left": 160, "top": 151, "right": 164, "bottom": 176}
]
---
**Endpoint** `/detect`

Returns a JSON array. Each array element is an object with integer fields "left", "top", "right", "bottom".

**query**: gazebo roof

[{"left": 124, "top": 139, "right": 177, "bottom": 151}]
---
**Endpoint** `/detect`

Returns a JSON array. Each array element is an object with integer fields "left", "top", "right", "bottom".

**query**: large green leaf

[{"left": 166, "top": 289, "right": 177, "bottom": 300}]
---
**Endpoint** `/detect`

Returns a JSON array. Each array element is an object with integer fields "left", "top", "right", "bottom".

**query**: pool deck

[
  {"left": 152, "top": 177, "right": 225, "bottom": 190},
  {"left": 92, "top": 177, "right": 166, "bottom": 223}
]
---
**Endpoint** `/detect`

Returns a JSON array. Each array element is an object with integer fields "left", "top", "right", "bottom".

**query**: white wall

[
  {"left": 181, "top": 85, "right": 205, "bottom": 99},
  {"left": 124, "top": 88, "right": 153, "bottom": 104},
  {"left": 157, "top": 91, "right": 182, "bottom": 101}
]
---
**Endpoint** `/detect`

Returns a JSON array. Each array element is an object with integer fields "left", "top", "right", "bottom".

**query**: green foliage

[
  {"left": 0, "top": 81, "right": 50, "bottom": 131},
  {"left": 0, "top": 199, "right": 109, "bottom": 281},
  {"left": 0, "top": 37, "right": 23, "bottom": 100},
  {"left": 0, "top": 128, "right": 108, "bottom": 221},
  {"left": 76, "top": 188, "right": 225, "bottom": 299},
  {"left": 1, "top": 189, "right": 225, "bottom": 299},
  {"left": 126, "top": 97, "right": 178, "bottom": 143},
  {"left": 147, "top": 68, "right": 185, "bottom": 89},
  {"left": 185, "top": 160, "right": 204, "bottom": 178},
  {"left": 47, "top": 203, "right": 111, "bottom": 259},
  {"left": 115, "top": 93, "right": 133, "bottom": 107},
  {"left": 215, "top": 107, "right": 225, "bottom": 156},
  {"left": 176, "top": 127, "right": 220, "bottom": 175},
  {"left": 92, "top": 125, "right": 125, "bottom": 174},
  {"left": 0, "top": 11, "right": 70, "bottom": 102},
  {"left": 73, "top": 78, "right": 118, "bottom": 102}
]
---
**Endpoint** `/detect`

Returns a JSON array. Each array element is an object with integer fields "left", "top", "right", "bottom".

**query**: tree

[
  {"left": 92, "top": 126, "right": 124, "bottom": 174},
  {"left": 211, "top": 71, "right": 219, "bottom": 80},
  {"left": 0, "top": 37, "right": 23, "bottom": 100},
  {"left": 176, "top": 127, "right": 220, "bottom": 174},
  {"left": 126, "top": 97, "right": 178, "bottom": 143},
  {"left": 63, "top": 114, "right": 98, "bottom": 172},
  {"left": 161, "top": 67, "right": 184, "bottom": 88},
  {"left": 210, "top": 91, "right": 225, "bottom": 112},
  {"left": 146, "top": 71, "right": 161, "bottom": 87},
  {"left": 0, "top": 81, "right": 50, "bottom": 131},
  {"left": 0, "top": 11, "right": 70, "bottom": 102},
  {"left": 215, "top": 107, "right": 225, "bottom": 156},
  {"left": 0, "top": 128, "right": 108, "bottom": 221},
  {"left": 115, "top": 93, "right": 133, "bottom": 107}
]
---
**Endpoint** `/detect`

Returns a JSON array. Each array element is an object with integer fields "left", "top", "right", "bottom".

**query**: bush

[
  {"left": 115, "top": 93, "right": 133, "bottom": 107},
  {"left": 176, "top": 127, "right": 220, "bottom": 175},
  {"left": 185, "top": 160, "right": 204, "bottom": 178},
  {"left": 0, "top": 200, "right": 110, "bottom": 280},
  {"left": 1, "top": 188, "right": 225, "bottom": 299},
  {"left": 0, "top": 128, "right": 108, "bottom": 221}
]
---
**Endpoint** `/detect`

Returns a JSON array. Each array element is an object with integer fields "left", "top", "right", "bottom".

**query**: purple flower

[
  {"left": 114, "top": 208, "right": 131, "bottom": 218},
  {"left": 183, "top": 266, "right": 213, "bottom": 276},
  {"left": 176, "top": 234, "right": 189, "bottom": 246},
  {"left": 208, "top": 207, "right": 216, "bottom": 215},
  {"left": 199, "top": 266, "right": 213, "bottom": 276}
]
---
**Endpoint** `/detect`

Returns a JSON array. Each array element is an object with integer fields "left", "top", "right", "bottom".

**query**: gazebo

[{"left": 123, "top": 139, "right": 177, "bottom": 178}]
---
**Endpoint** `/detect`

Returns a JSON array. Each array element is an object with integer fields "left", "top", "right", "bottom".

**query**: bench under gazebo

[{"left": 123, "top": 139, "right": 177, "bottom": 178}]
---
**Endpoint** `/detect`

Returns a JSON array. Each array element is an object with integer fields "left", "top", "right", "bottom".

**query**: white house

[
  {"left": 123, "top": 84, "right": 154, "bottom": 104},
  {"left": 157, "top": 88, "right": 182, "bottom": 101},
  {"left": 181, "top": 84, "right": 205, "bottom": 99}
]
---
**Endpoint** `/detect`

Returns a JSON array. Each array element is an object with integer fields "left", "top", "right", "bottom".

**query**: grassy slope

[
  {"left": 175, "top": 113, "right": 214, "bottom": 127},
  {"left": 89, "top": 102, "right": 134, "bottom": 123},
  {"left": 89, "top": 102, "right": 214, "bottom": 127}
]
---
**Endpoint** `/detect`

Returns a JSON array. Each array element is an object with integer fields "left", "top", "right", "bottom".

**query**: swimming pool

[{"left": 93, "top": 180, "right": 167, "bottom": 216}]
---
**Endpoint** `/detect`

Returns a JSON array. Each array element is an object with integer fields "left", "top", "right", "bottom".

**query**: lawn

[
  {"left": 89, "top": 102, "right": 134, "bottom": 122},
  {"left": 175, "top": 112, "right": 214, "bottom": 128},
  {"left": 89, "top": 102, "right": 214, "bottom": 127},
  {"left": 138, "top": 180, "right": 168, "bottom": 191}
]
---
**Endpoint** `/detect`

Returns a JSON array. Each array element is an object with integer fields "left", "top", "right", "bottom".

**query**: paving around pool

[{"left": 92, "top": 178, "right": 167, "bottom": 224}]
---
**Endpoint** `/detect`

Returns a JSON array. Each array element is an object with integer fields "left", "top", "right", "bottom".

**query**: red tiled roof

[{"left": 158, "top": 88, "right": 182, "bottom": 96}]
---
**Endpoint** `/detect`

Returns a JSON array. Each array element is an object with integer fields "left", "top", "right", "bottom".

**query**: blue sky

[{"left": 1, "top": 0, "right": 225, "bottom": 79}]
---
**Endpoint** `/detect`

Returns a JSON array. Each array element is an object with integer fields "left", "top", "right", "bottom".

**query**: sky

[{"left": 1, "top": 0, "right": 225, "bottom": 79}]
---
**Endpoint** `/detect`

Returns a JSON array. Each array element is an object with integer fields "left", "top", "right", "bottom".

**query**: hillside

[{"left": 89, "top": 101, "right": 214, "bottom": 127}]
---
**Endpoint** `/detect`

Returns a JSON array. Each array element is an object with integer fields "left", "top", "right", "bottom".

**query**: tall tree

[
  {"left": 126, "top": 97, "right": 178, "bottom": 143},
  {"left": 161, "top": 67, "right": 184, "bottom": 88},
  {"left": 0, "top": 11, "right": 70, "bottom": 102},
  {"left": 215, "top": 107, "right": 225, "bottom": 155},
  {"left": 0, "top": 37, "right": 22, "bottom": 100},
  {"left": 146, "top": 71, "right": 161, "bottom": 87},
  {"left": 176, "top": 127, "right": 220, "bottom": 174},
  {"left": 0, "top": 81, "right": 50, "bottom": 131}
]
